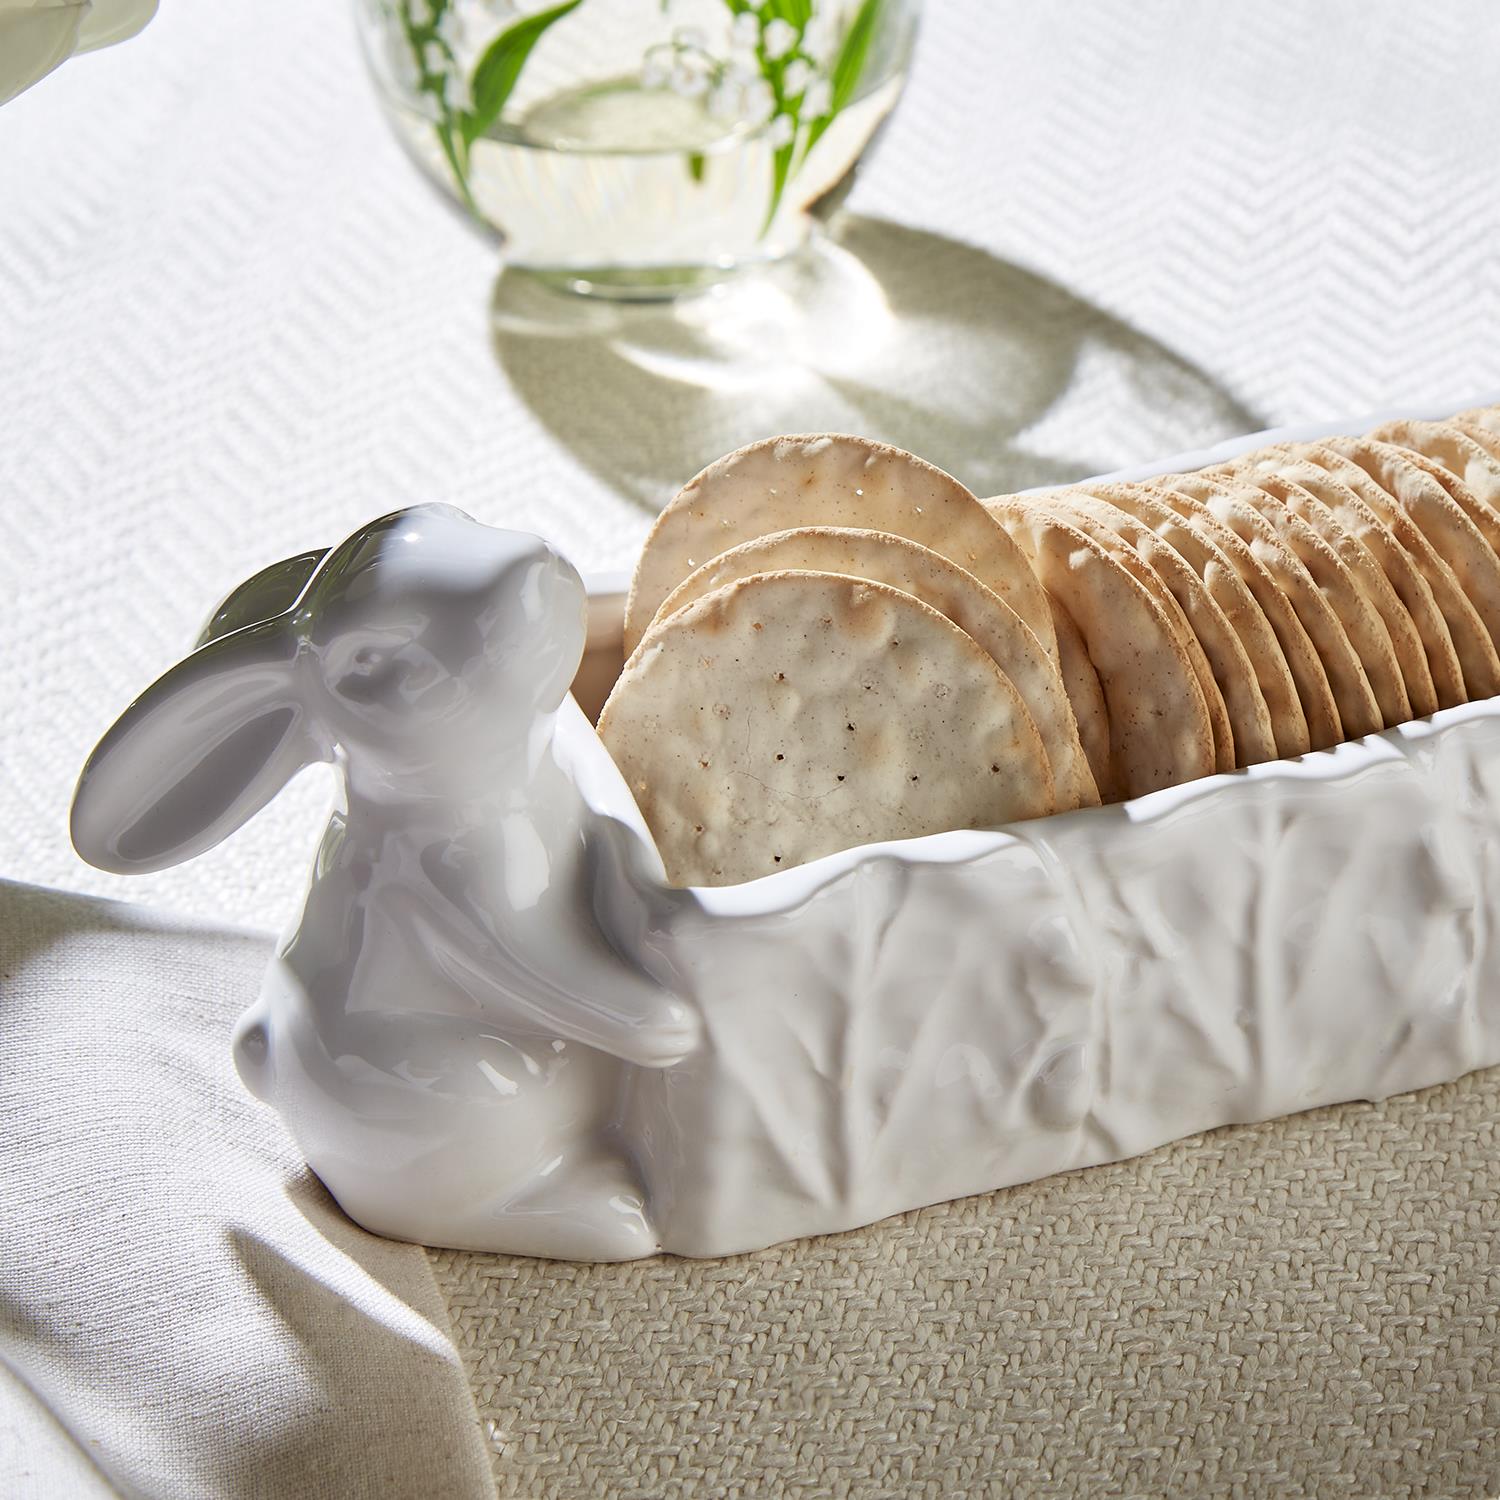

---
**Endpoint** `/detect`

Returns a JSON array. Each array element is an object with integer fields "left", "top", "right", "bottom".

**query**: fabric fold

[{"left": 0, "top": 880, "right": 496, "bottom": 1500}]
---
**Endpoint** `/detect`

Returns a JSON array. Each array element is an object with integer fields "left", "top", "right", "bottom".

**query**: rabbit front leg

[{"left": 406, "top": 853, "right": 700, "bottom": 1069}]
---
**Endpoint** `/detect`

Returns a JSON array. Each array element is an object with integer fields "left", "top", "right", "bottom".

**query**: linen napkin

[{"left": 0, "top": 880, "right": 495, "bottom": 1500}]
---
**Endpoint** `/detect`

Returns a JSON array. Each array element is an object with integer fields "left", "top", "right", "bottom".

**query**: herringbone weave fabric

[
  {"left": 7, "top": 0, "right": 1500, "bottom": 1495},
  {"left": 430, "top": 1070, "right": 1500, "bottom": 1499}
]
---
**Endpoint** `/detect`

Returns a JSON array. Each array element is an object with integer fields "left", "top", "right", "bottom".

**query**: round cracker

[
  {"left": 1450, "top": 403, "right": 1500, "bottom": 440},
  {"left": 1203, "top": 470, "right": 1409, "bottom": 729},
  {"left": 1049, "top": 591, "right": 1115, "bottom": 802},
  {"left": 1369, "top": 420, "right": 1500, "bottom": 557},
  {"left": 1158, "top": 474, "right": 1362, "bottom": 744},
  {"left": 1069, "top": 484, "right": 1278, "bottom": 767},
  {"left": 1226, "top": 454, "right": 1440, "bottom": 719},
  {"left": 1321, "top": 436, "right": 1500, "bottom": 670},
  {"left": 1036, "top": 490, "right": 1242, "bottom": 774},
  {"left": 1449, "top": 417, "right": 1500, "bottom": 474},
  {"left": 1031, "top": 491, "right": 1235, "bottom": 773},
  {"left": 599, "top": 571, "right": 1056, "bottom": 886},
  {"left": 653, "top": 526, "right": 1098, "bottom": 810},
  {"left": 1298, "top": 442, "right": 1500, "bottom": 700},
  {"left": 1285, "top": 443, "right": 1468, "bottom": 706},
  {"left": 624, "top": 434, "right": 1056, "bottom": 662},
  {"left": 1075, "top": 480, "right": 1307, "bottom": 760},
  {"left": 988, "top": 499, "right": 1215, "bottom": 798}
]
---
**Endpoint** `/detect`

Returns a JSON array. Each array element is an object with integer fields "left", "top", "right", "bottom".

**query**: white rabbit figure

[{"left": 71, "top": 505, "right": 699, "bottom": 1260}]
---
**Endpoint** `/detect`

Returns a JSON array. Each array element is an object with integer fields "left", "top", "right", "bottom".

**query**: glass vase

[{"left": 356, "top": 0, "right": 923, "bottom": 298}]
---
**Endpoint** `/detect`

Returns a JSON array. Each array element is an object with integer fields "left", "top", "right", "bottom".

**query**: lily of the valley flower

[
  {"left": 760, "top": 17, "right": 796, "bottom": 60},
  {"left": 781, "top": 56, "right": 811, "bottom": 98},
  {"left": 669, "top": 50, "right": 711, "bottom": 99},
  {"left": 0, "top": 0, "right": 156, "bottom": 106}
]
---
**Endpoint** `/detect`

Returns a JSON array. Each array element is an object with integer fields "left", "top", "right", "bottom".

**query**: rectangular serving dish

[{"left": 574, "top": 396, "right": 1500, "bottom": 1257}]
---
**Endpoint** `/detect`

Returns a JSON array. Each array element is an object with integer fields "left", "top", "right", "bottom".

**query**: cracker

[
  {"left": 1048, "top": 591, "right": 1116, "bottom": 802},
  {"left": 654, "top": 526, "right": 1098, "bottom": 809},
  {"left": 1152, "top": 474, "right": 1374, "bottom": 744},
  {"left": 1450, "top": 403, "right": 1500, "bottom": 440},
  {"left": 1449, "top": 407, "right": 1500, "bottom": 466},
  {"left": 988, "top": 499, "right": 1215, "bottom": 797},
  {"left": 1068, "top": 485, "right": 1278, "bottom": 767},
  {"left": 1321, "top": 436, "right": 1500, "bottom": 669},
  {"left": 1076, "top": 480, "right": 1307, "bottom": 759},
  {"left": 1029, "top": 491, "right": 1235, "bottom": 772},
  {"left": 1203, "top": 469, "right": 1410, "bottom": 729},
  {"left": 1369, "top": 420, "right": 1500, "bottom": 556},
  {"left": 1226, "top": 454, "right": 1441, "bottom": 719},
  {"left": 624, "top": 435, "right": 1055, "bottom": 663},
  {"left": 1148, "top": 475, "right": 1345, "bottom": 751},
  {"left": 1298, "top": 442, "right": 1500, "bottom": 700},
  {"left": 598, "top": 571, "right": 1056, "bottom": 886}
]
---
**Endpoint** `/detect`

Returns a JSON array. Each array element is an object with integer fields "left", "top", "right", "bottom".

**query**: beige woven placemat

[{"left": 430, "top": 1069, "right": 1500, "bottom": 1499}]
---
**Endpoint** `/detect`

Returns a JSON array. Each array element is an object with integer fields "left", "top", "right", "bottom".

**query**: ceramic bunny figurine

[{"left": 72, "top": 506, "right": 699, "bottom": 1259}]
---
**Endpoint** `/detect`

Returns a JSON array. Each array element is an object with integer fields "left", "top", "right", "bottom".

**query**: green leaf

[
  {"left": 764, "top": 0, "right": 813, "bottom": 25},
  {"left": 436, "top": 119, "right": 480, "bottom": 214},
  {"left": 803, "top": 0, "right": 882, "bottom": 156},
  {"left": 686, "top": 150, "right": 707, "bottom": 184},
  {"left": 460, "top": 0, "right": 584, "bottom": 148},
  {"left": 762, "top": 136, "right": 796, "bottom": 233}
]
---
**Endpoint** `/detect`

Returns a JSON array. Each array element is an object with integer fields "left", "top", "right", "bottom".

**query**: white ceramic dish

[{"left": 72, "top": 397, "right": 1500, "bottom": 1260}]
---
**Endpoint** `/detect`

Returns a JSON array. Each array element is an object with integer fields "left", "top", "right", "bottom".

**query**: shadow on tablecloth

[{"left": 490, "top": 213, "right": 1261, "bottom": 511}]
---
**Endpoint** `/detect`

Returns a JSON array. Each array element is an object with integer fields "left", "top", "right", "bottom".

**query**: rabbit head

[
  {"left": 301, "top": 506, "right": 586, "bottom": 774},
  {"left": 72, "top": 506, "right": 588, "bottom": 874}
]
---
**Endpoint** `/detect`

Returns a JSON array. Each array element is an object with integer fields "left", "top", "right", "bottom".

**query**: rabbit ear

[
  {"left": 71, "top": 618, "right": 317, "bottom": 875},
  {"left": 196, "top": 548, "right": 329, "bottom": 648}
]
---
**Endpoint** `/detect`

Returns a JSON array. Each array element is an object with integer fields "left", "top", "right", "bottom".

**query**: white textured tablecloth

[
  {"left": 7, "top": 0, "right": 1500, "bottom": 928},
  {"left": 6, "top": 3, "right": 1500, "bottom": 1497}
]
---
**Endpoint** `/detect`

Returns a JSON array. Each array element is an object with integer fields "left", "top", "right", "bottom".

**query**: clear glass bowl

[{"left": 356, "top": 0, "right": 923, "bottom": 298}]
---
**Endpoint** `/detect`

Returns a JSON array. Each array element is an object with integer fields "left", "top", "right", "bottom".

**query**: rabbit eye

[{"left": 354, "top": 646, "right": 385, "bottom": 670}]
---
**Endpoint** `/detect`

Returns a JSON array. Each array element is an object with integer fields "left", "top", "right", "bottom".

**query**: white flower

[
  {"left": 726, "top": 53, "right": 758, "bottom": 87},
  {"left": 434, "top": 8, "right": 462, "bottom": 49},
  {"left": 669, "top": 54, "right": 709, "bottom": 99},
  {"left": 389, "top": 32, "right": 422, "bottom": 93},
  {"left": 0, "top": 0, "right": 156, "bottom": 107},
  {"left": 730, "top": 12, "right": 758, "bottom": 49},
  {"left": 781, "top": 57, "right": 811, "bottom": 98},
  {"left": 674, "top": 25, "right": 706, "bottom": 51},
  {"left": 761, "top": 17, "right": 796, "bottom": 59},
  {"left": 801, "top": 11, "right": 833, "bottom": 59},
  {"left": 766, "top": 112, "right": 795, "bottom": 148},
  {"left": 422, "top": 40, "right": 446, "bottom": 78},
  {"left": 741, "top": 76, "right": 775, "bottom": 125},
  {"left": 802, "top": 77, "right": 833, "bottom": 118},
  {"left": 707, "top": 79, "right": 741, "bottom": 122},
  {"left": 641, "top": 49, "right": 672, "bottom": 89}
]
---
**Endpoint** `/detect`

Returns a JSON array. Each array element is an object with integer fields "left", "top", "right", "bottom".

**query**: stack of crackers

[{"left": 600, "top": 407, "right": 1500, "bottom": 886}]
